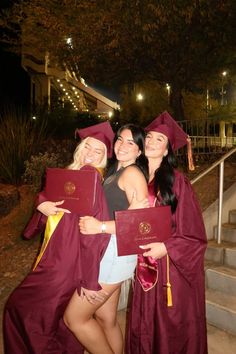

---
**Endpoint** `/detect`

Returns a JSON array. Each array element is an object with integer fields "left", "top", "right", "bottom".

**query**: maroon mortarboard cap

[
  {"left": 75, "top": 121, "right": 114, "bottom": 157},
  {"left": 145, "top": 111, "right": 188, "bottom": 151}
]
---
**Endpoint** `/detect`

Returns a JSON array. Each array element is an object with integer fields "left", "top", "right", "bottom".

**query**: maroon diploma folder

[
  {"left": 45, "top": 167, "right": 98, "bottom": 214},
  {"left": 115, "top": 205, "right": 171, "bottom": 256}
]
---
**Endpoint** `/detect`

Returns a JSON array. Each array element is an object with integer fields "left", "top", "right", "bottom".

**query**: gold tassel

[
  {"left": 166, "top": 255, "right": 173, "bottom": 307},
  {"left": 186, "top": 136, "right": 195, "bottom": 171},
  {"left": 167, "top": 282, "right": 173, "bottom": 307}
]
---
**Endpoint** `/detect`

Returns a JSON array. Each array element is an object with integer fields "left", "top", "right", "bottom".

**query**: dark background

[
  {"left": 0, "top": 48, "right": 30, "bottom": 107},
  {"left": 0, "top": 0, "right": 30, "bottom": 108}
]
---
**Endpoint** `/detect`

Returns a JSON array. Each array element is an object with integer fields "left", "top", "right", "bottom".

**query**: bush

[
  {"left": 23, "top": 152, "right": 62, "bottom": 192},
  {"left": 23, "top": 139, "right": 76, "bottom": 192},
  {"left": 0, "top": 106, "right": 47, "bottom": 185}
]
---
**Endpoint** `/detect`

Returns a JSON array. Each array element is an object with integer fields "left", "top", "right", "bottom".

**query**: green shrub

[
  {"left": 23, "top": 152, "right": 62, "bottom": 192},
  {"left": 23, "top": 140, "right": 76, "bottom": 192},
  {"left": 0, "top": 106, "right": 47, "bottom": 185}
]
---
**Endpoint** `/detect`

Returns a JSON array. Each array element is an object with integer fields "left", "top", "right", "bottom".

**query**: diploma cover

[
  {"left": 45, "top": 167, "right": 98, "bottom": 214},
  {"left": 115, "top": 205, "right": 171, "bottom": 256}
]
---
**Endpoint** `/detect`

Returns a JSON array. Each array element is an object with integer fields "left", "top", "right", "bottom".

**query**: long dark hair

[
  {"left": 153, "top": 143, "right": 178, "bottom": 213},
  {"left": 106, "top": 124, "right": 149, "bottom": 181}
]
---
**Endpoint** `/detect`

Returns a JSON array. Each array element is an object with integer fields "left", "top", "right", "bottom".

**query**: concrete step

[
  {"left": 205, "top": 240, "right": 236, "bottom": 268},
  {"left": 205, "top": 242, "right": 224, "bottom": 264},
  {"left": 214, "top": 223, "right": 236, "bottom": 243},
  {"left": 225, "top": 247, "right": 236, "bottom": 268},
  {"left": 206, "top": 288, "right": 236, "bottom": 335},
  {"left": 229, "top": 209, "right": 236, "bottom": 223},
  {"left": 205, "top": 265, "right": 236, "bottom": 295},
  {"left": 207, "top": 323, "right": 236, "bottom": 354}
]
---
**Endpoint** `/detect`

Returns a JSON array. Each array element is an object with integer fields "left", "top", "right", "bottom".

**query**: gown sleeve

[
  {"left": 23, "top": 191, "right": 48, "bottom": 239},
  {"left": 164, "top": 171, "right": 207, "bottom": 285},
  {"left": 79, "top": 171, "right": 111, "bottom": 291}
]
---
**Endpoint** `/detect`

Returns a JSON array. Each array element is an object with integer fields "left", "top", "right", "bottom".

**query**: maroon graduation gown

[
  {"left": 3, "top": 166, "right": 110, "bottom": 354},
  {"left": 126, "top": 170, "right": 208, "bottom": 354}
]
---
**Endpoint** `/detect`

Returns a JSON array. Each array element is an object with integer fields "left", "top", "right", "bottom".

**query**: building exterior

[{"left": 21, "top": 49, "right": 120, "bottom": 117}]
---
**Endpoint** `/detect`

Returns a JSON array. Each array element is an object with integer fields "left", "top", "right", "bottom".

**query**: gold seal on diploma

[
  {"left": 139, "top": 222, "right": 151, "bottom": 235},
  {"left": 64, "top": 182, "right": 76, "bottom": 195}
]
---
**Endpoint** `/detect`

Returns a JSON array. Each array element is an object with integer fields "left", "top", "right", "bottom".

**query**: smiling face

[
  {"left": 145, "top": 131, "right": 168, "bottom": 162},
  {"left": 114, "top": 128, "right": 141, "bottom": 167},
  {"left": 79, "top": 137, "right": 106, "bottom": 167}
]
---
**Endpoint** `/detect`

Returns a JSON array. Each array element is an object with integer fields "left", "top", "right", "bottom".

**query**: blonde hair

[{"left": 67, "top": 137, "right": 107, "bottom": 170}]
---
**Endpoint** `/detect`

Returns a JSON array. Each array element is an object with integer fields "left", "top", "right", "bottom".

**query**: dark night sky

[{"left": 0, "top": 0, "right": 30, "bottom": 108}]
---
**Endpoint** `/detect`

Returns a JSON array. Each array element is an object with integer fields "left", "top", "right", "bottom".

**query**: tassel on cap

[
  {"left": 145, "top": 111, "right": 195, "bottom": 171},
  {"left": 187, "top": 136, "right": 195, "bottom": 171}
]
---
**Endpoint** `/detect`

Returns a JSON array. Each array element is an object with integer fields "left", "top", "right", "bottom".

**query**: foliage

[
  {"left": 23, "top": 152, "right": 61, "bottom": 192},
  {"left": 208, "top": 103, "right": 236, "bottom": 121},
  {"left": 183, "top": 91, "right": 208, "bottom": 121},
  {"left": 0, "top": 106, "right": 48, "bottom": 185},
  {"left": 119, "top": 81, "right": 220, "bottom": 126},
  {"left": 32, "top": 103, "right": 107, "bottom": 139},
  {"left": 74, "top": 112, "right": 105, "bottom": 129},
  {"left": 1, "top": 0, "right": 236, "bottom": 119},
  {"left": 35, "top": 104, "right": 79, "bottom": 139},
  {"left": 120, "top": 81, "right": 170, "bottom": 126},
  {"left": 23, "top": 138, "right": 76, "bottom": 191},
  {"left": 39, "top": 138, "right": 76, "bottom": 162}
]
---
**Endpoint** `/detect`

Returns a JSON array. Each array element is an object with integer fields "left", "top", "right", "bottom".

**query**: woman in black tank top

[{"left": 64, "top": 124, "right": 149, "bottom": 354}]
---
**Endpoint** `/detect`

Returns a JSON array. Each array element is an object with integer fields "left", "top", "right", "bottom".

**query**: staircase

[{"left": 205, "top": 209, "right": 236, "bottom": 335}]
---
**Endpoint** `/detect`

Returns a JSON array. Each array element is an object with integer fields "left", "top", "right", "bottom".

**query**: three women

[{"left": 4, "top": 113, "right": 208, "bottom": 354}]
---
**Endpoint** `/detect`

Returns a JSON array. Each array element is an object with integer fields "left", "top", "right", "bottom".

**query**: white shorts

[{"left": 98, "top": 234, "right": 137, "bottom": 284}]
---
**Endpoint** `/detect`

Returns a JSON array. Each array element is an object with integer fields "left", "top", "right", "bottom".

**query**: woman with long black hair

[{"left": 126, "top": 112, "right": 208, "bottom": 354}]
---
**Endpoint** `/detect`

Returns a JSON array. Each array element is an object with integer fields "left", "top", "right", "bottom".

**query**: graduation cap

[
  {"left": 145, "top": 111, "right": 188, "bottom": 151},
  {"left": 145, "top": 111, "right": 195, "bottom": 170},
  {"left": 75, "top": 122, "right": 115, "bottom": 157}
]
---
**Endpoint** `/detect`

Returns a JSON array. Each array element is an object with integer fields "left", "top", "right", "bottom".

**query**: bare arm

[
  {"left": 79, "top": 165, "right": 149, "bottom": 235},
  {"left": 118, "top": 165, "right": 148, "bottom": 204},
  {"left": 79, "top": 217, "right": 116, "bottom": 234}
]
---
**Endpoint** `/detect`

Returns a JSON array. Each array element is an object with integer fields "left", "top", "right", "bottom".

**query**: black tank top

[{"left": 103, "top": 167, "right": 129, "bottom": 220}]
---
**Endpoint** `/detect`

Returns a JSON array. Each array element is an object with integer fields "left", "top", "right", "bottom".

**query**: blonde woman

[{"left": 4, "top": 122, "right": 114, "bottom": 354}]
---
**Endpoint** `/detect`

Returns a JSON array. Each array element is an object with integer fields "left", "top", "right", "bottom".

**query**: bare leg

[
  {"left": 95, "top": 285, "right": 123, "bottom": 354},
  {"left": 64, "top": 283, "right": 121, "bottom": 354}
]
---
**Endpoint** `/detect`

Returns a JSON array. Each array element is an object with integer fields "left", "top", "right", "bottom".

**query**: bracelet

[{"left": 101, "top": 222, "right": 106, "bottom": 233}]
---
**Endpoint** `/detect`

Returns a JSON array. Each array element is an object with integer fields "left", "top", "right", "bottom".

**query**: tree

[{"left": 1, "top": 0, "right": 235, "bottom": 120}]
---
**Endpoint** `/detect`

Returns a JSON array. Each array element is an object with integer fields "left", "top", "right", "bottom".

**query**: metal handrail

[{"left": 191, "top": 147, "right": 236, "bottom": 244}]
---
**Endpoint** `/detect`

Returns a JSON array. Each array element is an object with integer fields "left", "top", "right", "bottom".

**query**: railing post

[{"left": 217, "top": 161, "right": 224, "bottom": 244}]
